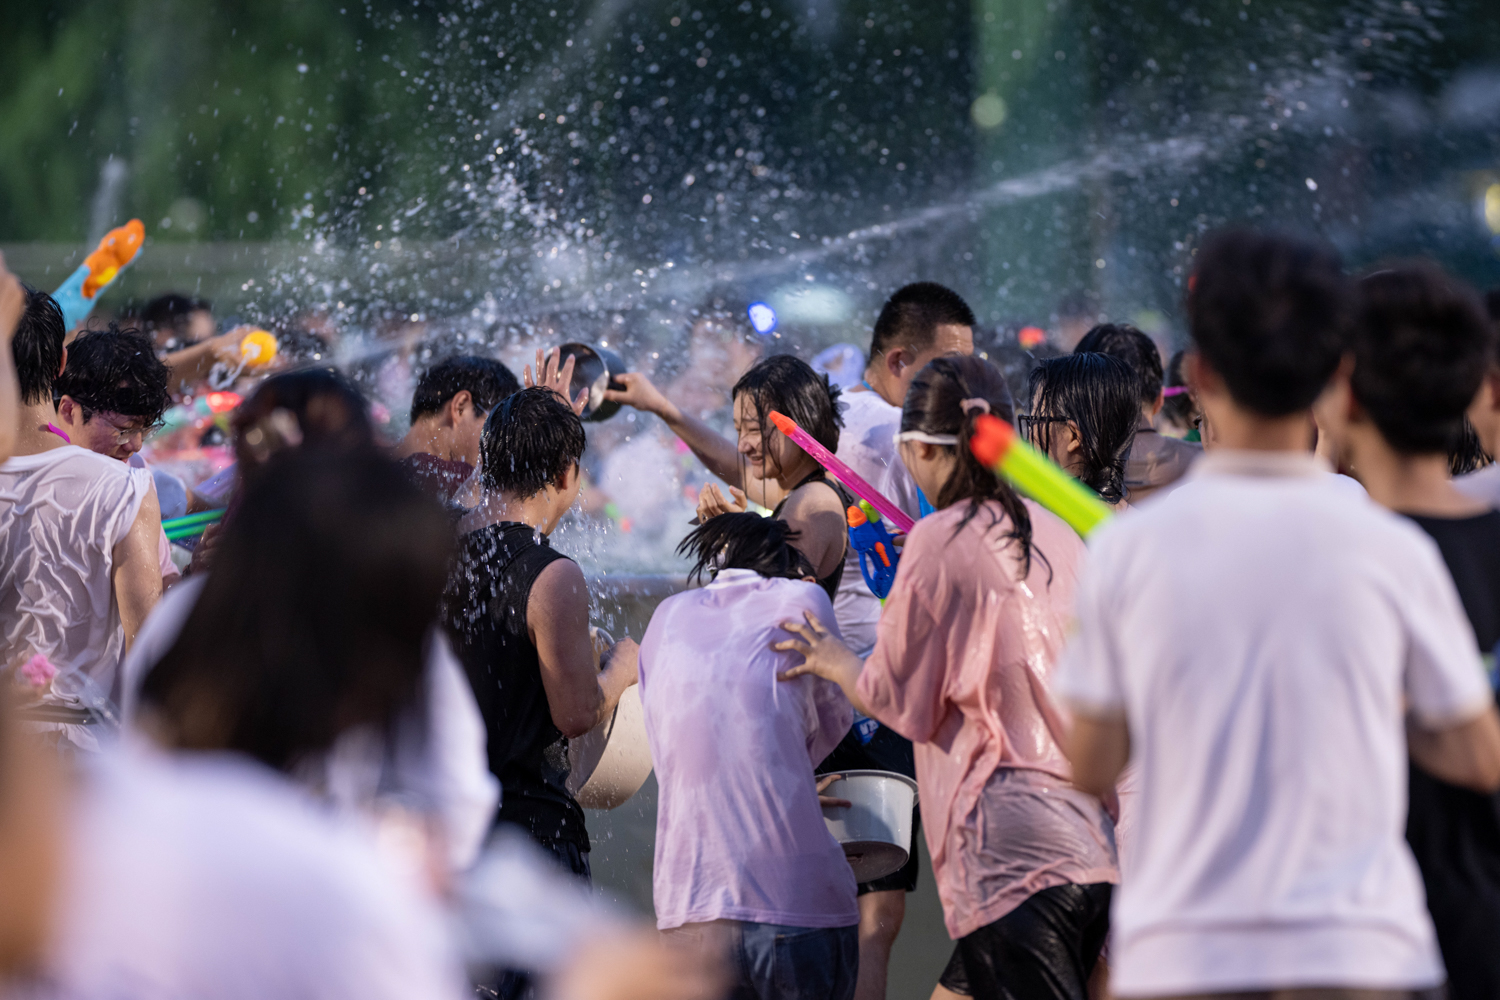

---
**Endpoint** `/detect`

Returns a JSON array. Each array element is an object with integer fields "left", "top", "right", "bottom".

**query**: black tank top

[
  {"left": 772, "top": 469, "right": 853, "bottom": 601},
  {"left": 443, "top": 521, "right": 589, "bottom": 849}
]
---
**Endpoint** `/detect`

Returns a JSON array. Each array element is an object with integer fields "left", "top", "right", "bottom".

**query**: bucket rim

[{"left": 821, "top": 769, "right": 919, "bottom": 797}]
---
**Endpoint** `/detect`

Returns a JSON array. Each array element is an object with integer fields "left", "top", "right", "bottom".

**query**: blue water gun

[{"left": 847, "top": 500, "right": 899, "bottom": 601}]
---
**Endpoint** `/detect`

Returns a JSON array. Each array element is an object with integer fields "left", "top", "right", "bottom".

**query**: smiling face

[{"left": 733, "top": 391, "right": 802, "bottom": 483}]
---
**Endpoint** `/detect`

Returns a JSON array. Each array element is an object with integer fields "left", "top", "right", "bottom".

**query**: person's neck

[
  {"left": 395, "top": 419, "right": 459, "bottom": 463},
  {"left": 774, "top": 451, "right": 822, "bottom": 491},
  {"left": 465, "top": 487, "right": 562, "bottom": 535},
  {"left": 1199, "top": 395, "right": 1310, "bottom": 453},
  {"left": 11, "top": 401, "right": 69, "bottom": 457},
  {"left": 1352, "top": 434, "right": 1488, "bottom": 518},
  {"left": 861, "top": 362, "right": 901, "bottom": 408}
]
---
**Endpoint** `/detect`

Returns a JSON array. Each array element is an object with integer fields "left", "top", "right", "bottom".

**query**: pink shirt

[
  {"left": 640, "top": 569, "right": 859, "bottom": 930},
  {"left": 856, "top": 499, "right": 1118, "bottom": 938}
]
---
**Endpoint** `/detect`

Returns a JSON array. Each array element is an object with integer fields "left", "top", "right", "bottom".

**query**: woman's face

[
  {"left": 1028, "top": 388, "right": 1085, "bottom": 477},
  {"left": 733, "top": 392, "right": 801, "bottom": 483},
  {"left": 898, "top": 438, "right": 958, "bottom": 506}
]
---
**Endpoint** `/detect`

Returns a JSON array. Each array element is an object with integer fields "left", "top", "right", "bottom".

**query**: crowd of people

[{"left": 0, "top": 225, "right": 1497, "bottom": 1000}]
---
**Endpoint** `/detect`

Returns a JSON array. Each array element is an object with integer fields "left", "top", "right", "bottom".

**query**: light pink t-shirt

[
  {"left": 640, "top": 569, "right": 859, "bottom": 930},
  {"left": 857, "top": 499, "right": 1118, "bottom": 939}
]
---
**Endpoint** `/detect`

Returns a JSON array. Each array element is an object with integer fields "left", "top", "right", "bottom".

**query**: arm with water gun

[
  {"left": 968, "top": 413, "right": 1113, "bottom": 537},
  {"left": 51, "top": 221, "right": 145, "bottom": 331},
  {"left": 847, "top": 500, "right": 900, "bottom": 601}
]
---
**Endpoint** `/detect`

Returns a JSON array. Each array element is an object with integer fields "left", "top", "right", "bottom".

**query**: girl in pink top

[{"left": 776, "top": 356, "right": 1118, "bottom": 1000}]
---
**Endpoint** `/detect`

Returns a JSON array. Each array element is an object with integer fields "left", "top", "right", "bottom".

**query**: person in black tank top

[
  {"left": 442, "top": 386, "right": 641, "bottom": 886},
  {"left": 1332, "top": 264, "right": 1500, "bottom": 1000}
]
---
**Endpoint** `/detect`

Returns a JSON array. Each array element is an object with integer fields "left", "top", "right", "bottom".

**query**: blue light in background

[{"left": 747, "top": 301, "right": 778, "bottom": 335}]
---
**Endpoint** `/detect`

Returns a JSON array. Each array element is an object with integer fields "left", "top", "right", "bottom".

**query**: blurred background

[{"left": 5, "top": 1, "right": 1498, "bottom": 991}]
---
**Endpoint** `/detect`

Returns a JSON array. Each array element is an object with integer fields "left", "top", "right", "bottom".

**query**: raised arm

[
  {"left": 529, "top": 558, "right": 639, "bottom": 738},
  {"left": 112, "top": 487, "right": 164, "bottom": 652},
  {"left": 603, "top": 372, "right": 743, "bottom": 487}
]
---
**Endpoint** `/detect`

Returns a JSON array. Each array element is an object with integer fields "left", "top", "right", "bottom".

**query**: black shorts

[
  {"left": 817, "top": 721, "right": 921, "bottom": 895},
  {"left": 937, "top": 882, "right": 1111, "bottom": 1000}
]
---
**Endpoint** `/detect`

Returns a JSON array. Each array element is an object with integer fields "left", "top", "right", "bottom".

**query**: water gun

[
  {"left": 767, "top": 411, "right": 915, "bottom": 533},
  {"left": 208, "top": 330, "right": 279, "bottom": 389},
  {"left": 51, "top": 220, "right": 146, "bottom": 330},
  {"left": 162, "top": 508, "right": 225, "bottom": 542},
  {"left": 968, "top": 413, "right": 1114, "bottom": 538},
  {"left": 156, "top": 390, "right": 242, "bottom": 437},
  {"left": 848, "top": 501, "right": 899, "bottom": 600}
]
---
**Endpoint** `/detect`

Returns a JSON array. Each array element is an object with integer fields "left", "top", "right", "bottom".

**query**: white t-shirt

[
  {"left": 38, "top": 748, "right": 465, "bottom": 1000},
  {"left": 833, "top": 389, "right": 921, "bottom": 656},
  {"left": 0, "top": 446, "right": 152, "bottom": 720},
  {"left": 1455, "top": 463, "right": 1500, "bottom": 509},
  {"left": 1054, "top": 450, "right": 1491, "bottom": 997},
  {"left": 118, "top": 576, "right": 500, "bottom": 871}
]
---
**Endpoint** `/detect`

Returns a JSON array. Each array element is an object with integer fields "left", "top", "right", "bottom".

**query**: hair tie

[{"left": 959, "top": 398, "right": 990, "bottom": 415}]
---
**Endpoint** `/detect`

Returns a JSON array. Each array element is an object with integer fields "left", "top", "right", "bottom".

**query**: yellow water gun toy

[
  {"left": 52, "top": 220, "right": 145, "bottom": 330},
  {"left": 968, "top": 413, "right": 1113, "bottom": 537}
]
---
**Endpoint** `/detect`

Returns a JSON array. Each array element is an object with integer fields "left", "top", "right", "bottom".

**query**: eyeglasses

[
  {"left": 1015, "top": 414, "right": 1069, "bottom": 440},
  {"left": 91, "top": 412, "right": 163, "bottom": 443}
]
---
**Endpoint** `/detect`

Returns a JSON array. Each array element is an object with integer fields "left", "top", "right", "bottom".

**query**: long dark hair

[
  {"left": 1027, "top": 353, "right": 1139, "bottom": 505},
  {"left": 901, "top": 356, "right": 1041, "bottom": 575},
  {"left": 677, "top": 512, "right": 816, "bottom": 585},
  {"left": 731, "top": 354, "right": 842, "bottom": 480},
  {"left": 139, "top": 449, "right": 454, "bottom": 774}
]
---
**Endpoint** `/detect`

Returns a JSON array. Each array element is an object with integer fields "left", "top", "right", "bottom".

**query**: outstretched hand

[
  {"left": 524, "top": 347, "right": 589, "bottom": 416},
  {"left": 774, "top": 611, "right": 866, "bottom": 711},
  {"left": 601, "top": 370, "right": 674, "bottom": 419}
]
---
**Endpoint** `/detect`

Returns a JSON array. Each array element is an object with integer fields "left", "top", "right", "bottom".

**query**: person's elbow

[{"left": 552, "top": 701, "right": 600, "bottom": 739}]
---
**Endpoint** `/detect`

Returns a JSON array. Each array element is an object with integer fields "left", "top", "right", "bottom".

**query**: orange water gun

[
  {"left": 52, "top": 220, "right": 145, "bottom": 330},
  {"left": 969, "top": 413, "right": 1113, "bottom": 537}
]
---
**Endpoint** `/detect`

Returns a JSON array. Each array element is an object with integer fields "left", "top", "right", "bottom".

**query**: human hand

[
  {"left": 816, "top": 774, "right": 852, "bottom": 810},
  {"left": 543, "top": 926, "right": 727, "bottom": 1000},
  {"left": 187, "top": 521, "right": 223, "bottom": 576},
  {"left": 208, "top": 327, "right": 254, "bottom": 366},
  {"left": 524, "top": 347, "right": 589, "bottom": 416},
  {"left": 695, "top": 483, "right": 747, "bottom": 522},
  {"left": 601, "top": 370, "right": 673, "bottom": 418},
  {"left": 774, "top": 611, "right": 862, "bottom": 691},
  {"left": 0, "top": 252, "right": 24, "bottom": 345},
  {"left": 602, "top": 636, "right": 640, "bottom": 688}
]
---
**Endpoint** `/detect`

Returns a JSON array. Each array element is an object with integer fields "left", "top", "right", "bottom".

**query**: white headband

[{"left": 894, "top": 430, "right": 960, "bottom": 446}]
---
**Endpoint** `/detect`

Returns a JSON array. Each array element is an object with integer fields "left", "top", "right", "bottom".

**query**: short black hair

[
  {"left": 409, "top": 355, "right": 521, "bottom": 424},
  {"left": 1351, "top": 264, "right": 1495, "bottom": 455},
  {"left": 1028, "top": 352, "right": 1140, "bottom": 504},
  {"left": 1188, "top": 228, "right": 1352, "bottom": 417},
  {"left": 871, "top": 282, "right": 977, "bottom": 359},
  {"left": 138, "top": 293, "right": 211, "bottom": 334},
  {"left": 12, "top": 285, "right": 66, "bottom": 405},
  {"left": 53, "top": 325, "right": 171, "bottom": 426},
  {"left": 1073, "top": 323, "right": 1162, "bottom": 407},
  {"left": 677, "top": 512, "right": 817, "bottom": 585},
  {"left": 480, "top": 386, "right": 586, "bottom": 497},
  {"left": 732, "top": 354, "right": 843, "bottom": 474}
]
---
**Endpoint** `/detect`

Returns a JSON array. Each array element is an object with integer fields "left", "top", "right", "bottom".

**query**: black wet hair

[
  {"left": 871, "top": 282, "right": 977, "bottom": 359},
  {"left": 232, "top": 368, "right": 374, "bottom": 477},
  {"left": 12, "top": 285, "right": 65, "bottom": 406},
  {"left": 409, "top": 355, "right": 521, "bottom": 424},
  {"left": 677, "top": 512, "right": 817, "bottom": 586},
  {"left": 53, "top": 325, "right": 171, "bottom": 426},
  {"left": 732, "top": 354, "right": 842, "bottom": 478},
  {"left": 901, "top": 355, "right": 1043, "bottom": 576},
  {"left": 1187, "top": 228, "right": 1352, "bottom": 417},
  {"left": 1073, "top": 323, "right": 1162, "bottom": 407},
  {"left": 1352, "top": 263, "right": 1496, "bottom": 456},
  {"left": 480, "top": 385, "right": 586, "bottom": 497},
  {"left": 138, "top": 293, "right": 211, "bottom": 337},
  {"left": 1027, "top": 353, "right": 1139, "bottom": 504},
  {"left": 139, "top": 448, "right": 453, "bottom": 774},
  {"left": 1160, "top": 349, "right": 1197, "bottom": 430}
]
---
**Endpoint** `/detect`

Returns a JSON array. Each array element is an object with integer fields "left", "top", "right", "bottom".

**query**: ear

[
  {"left": 56, "top": 346, "right": 68, "bottom": 379},
  {"left": 555, "top": 460, "right": 581, "bottom": 494},
  {"left": 56, "top": 395, "right": 78, "bottom": 424},
  {"left": 884, "top": 345, "right": 909, "bottom": 377},
  {"left": 1147, "top": 389, "right": 1164, "bottom": 419},
  {"left": 445, "top": 390, "right": 473, "bottom": 424},
  {"left": 1063, "top": 420, "right": 1085, "bottom": 457}
]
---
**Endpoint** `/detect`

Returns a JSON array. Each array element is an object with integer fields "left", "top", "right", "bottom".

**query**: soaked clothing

[
  {"left": 771, "top": 469, "right": 853, "bottom": 603},
  {"left": 1124, "top": 422, "right": 1199, "bottom": 504},
  {"left": 400, "top": 452, "right": 473, "bottom": 507},
  {"left": 939, "top": 882, "right": 1113, "bottom": 1000},
  {"left": 444, "top": 521, "right": 589, "bottom": 850},
  {"left": 856, "top": 499, "right": 1119, "bottom": 939},
  {"left": 1403, "top": 510, "right": 1500, "bottom": 1000}
]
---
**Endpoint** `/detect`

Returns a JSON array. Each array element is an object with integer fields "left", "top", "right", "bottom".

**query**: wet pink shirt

[{"left": 856, "top": 499, "right": 1118, "bottom": 939}]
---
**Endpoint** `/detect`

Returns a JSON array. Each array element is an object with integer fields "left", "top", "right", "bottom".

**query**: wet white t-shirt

[
  {"left": 832, "top": 390, "right": 920, "bottom": 656},
  {"left": 39, "top": 748, "right": 465, "bottom": 1000},
  {"left": 0, "top": 446, "right": 151, "bottom": 718}
]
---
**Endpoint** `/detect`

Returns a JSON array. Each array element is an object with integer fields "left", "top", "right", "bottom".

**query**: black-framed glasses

[{"left": 1015, "top": 413, "right": 1068, "bottom": 441}]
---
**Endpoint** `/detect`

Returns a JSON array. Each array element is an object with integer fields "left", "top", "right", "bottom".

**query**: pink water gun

[{"left": 767, "top": 410, "right": 915, "bottom": 533}]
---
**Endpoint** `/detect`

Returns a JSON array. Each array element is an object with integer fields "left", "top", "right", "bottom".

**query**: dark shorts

[
  {"left": 727, "top": 922, "right": 859, "bottom": 1000},
  {"left": 817, "top": 721, "right": 920, "bottom": 895},
  {"left": 937, "top": 882, "right": 1112, "bottom": 1000}
]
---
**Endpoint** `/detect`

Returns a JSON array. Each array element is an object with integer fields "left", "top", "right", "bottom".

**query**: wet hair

[
  {"left": 12, "top": 285, "right": 65, "bottom": 405},
  {"left": 1073, "top": 323, "right": 1162, "bottom": 407},
  {"left": 139, "top": 448, "right": 453, "bottom": 774},
  {"left": 1027, "top": 353, "right": 1139, "bottom": 504},
  {"left": 871, "top": 282, "right": 977, "bottom": 359},
  {"left": 232, "top": 369, "right": 374, "bottom": 476},
  {"left": 1351, "top": 264, "right": 1496, "bottom": 456},
  {"left": 732, "top": 354, "right": 842, "bottom": 477},
  {"left": 52, "top": 325, "right": 170, "bottom": 426},
  {"left": 1449, "top": 420, "right": 1492, "bottom": 476},
  {"left": 677, "top": 512, "right": 817, "bottom": 585},
  {"left": 480, "top": 385, "right": 586, "bottom": 497},
  {"left": 409, "top": 355, "right": 521, "bottom": 424},
  {"left": 901, "top": 355, "right": 1042, "bottom": 575},
  {"left": 138, "top": 293, "right": 211, "bottom": 338},
  {"left": 1160, "top": 350, "right": 1196, "bottom": 429},
  {"left": 1187, "top": 229, "right": 1352, "bottom": 417}
]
